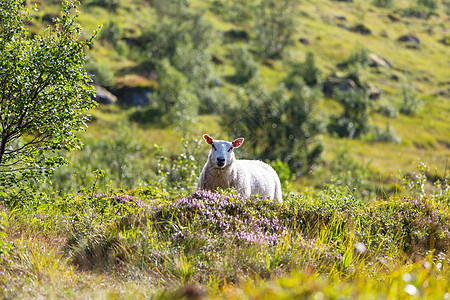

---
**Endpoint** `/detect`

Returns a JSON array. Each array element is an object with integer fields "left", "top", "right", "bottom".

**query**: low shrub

[
  {"left": 372, "top": 0, "right": 395, "bottom": 8},
  {"left": 399, "top": 84, "right": 423, "bottom": 115},
  {"left": 328, "top": 89, "right": 372, "bottom": 139},
  {"left": 402, "top": 0, "right": 438, "bottom": 19},
  {"left": 87, "top": 0, "right": 121, "bottom": 11},
  {"left": 231, "top": 46, "right": 259, "bottom": 84},
  {"left": 376, "top": 100, "right": 399, "bottom": 118},
  {"left": 155, "top": 138, "right": 204, "bottom": 194},
  {"left": 365, "top": 123, "right": 401, "bottom": 143},
  {"left": 284, "top": 52, "right": 322, "bottom": 88},
  {"left": 85, "top": 57, "right": 116, "bottom": 88},
  {"left": 366, "top": 196, "right": 450, "bottom": 256},
  {"left": 47, "top": 122, "right": 155, "bottom": 192}
]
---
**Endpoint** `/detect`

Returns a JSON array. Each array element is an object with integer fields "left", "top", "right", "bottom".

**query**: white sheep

[{"left": 198, "top": 134, "right": 283, "bottom": 202}]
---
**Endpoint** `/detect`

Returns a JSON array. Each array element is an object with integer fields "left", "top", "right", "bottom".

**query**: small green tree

[
  {"left": 227, "top": 80, "right": 325, "bottom": 175},
  {"left": 154, "top": 60, "right": 199, "bottom": 133},
  {"left": 328, "top": 89, "right": 372, "bottom": 139},
  {"left": 211, "top": 0, "right": 255, "bottom": 24},
  {"left": 399, "top": 84, "right": 423, "bottom": 115},
  {"left": 285, "top": 52, "right": 322, "bottom": 88},
  {"left": 253, "top": 0, "right": 297, "bottom": 58},
  {"left": 231, "top": 46, "right": 259, "bottom": 84},
  {"left": 0, "top": 0, "right": 98, "bottom": 185},
  {"left": 372, "top": 0, "right": 396, "bottom": 8}
]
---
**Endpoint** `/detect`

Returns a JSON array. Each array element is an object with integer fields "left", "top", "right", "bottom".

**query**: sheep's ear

[
  {"left": 232, "top": 138, "right": 244, "bottom": 148},
  {"left": 203, "top": 134, "right": 214, "bottom": 145}
]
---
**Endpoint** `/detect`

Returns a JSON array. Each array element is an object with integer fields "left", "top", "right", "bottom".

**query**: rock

[
  {"left": 390, "top": 74, "right": 400, "bottom": 81},
  {"left": 224, "top": 29, "right": 249, "bottom": 40},
  {"left": 93, "top": 84, "right": 118, "bottom": 105},
  {"left": 122, "top": 37, "right": 146, "bottom": 48},
  {"left": 213, "top": 78, "right": 223, "bottom": 87},
  {"left": 369, "top": 53, "right": 392, "bottom": 68},
  {"left": 212, "top": 54, "right": 224, "bottom": 65},
  {"left": 299, "top": 37, "right": 311, "bottom": 45},
  {"left": 350, "top": 24, "right": 372, "bottom": 35},
  {"left": 398, "top": 34, "right": 421, "bottom": 44},
  {"left": 439, "top": 36, "right": 450, "bottom": 46},
  {"left": 388, "top": 13, "right": 401, "bottom": 22},
  {"left": 323, "top": 73, "right": 357, "bottom": 96},
  {"left": 335, "top": 15, "right": 347, "bottom": 21},
  {"left": 115, "top": 86, "right": 152, "bottom": 106},
  {"left": 435, "top": 88, "right": 450, "bottom": 98},
  {"left": 367, "top": 85, "right": 382, "bottom": 100},
  {"left": 41, "top": 13, "right": 58, "bottom": 25}
]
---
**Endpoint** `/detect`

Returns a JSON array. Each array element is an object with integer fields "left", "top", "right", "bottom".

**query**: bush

[
  {"left": 231, "top": 46, "right": 259, "bottom": 84},
  {"left": 269, "top": 160, "right": 296, "bottom": 193},
  {"left": 328, "top": 89, "right": 372, "bottom": 139},
  {"left": 85, "top": 57, "right": 116, "bottom": 88},
  {"left": 47, "top": 122, "right": 155, "bottom": 192},
  {"left": 376, "top": 100, "right": 399, "bottom": 118},
  {"left": 155, "top": 138, "right": 204, "bottom": 194},
  {"left": 320, "top": 145, "right": 377, "bottom": 201},
  {"left": 87, "top": 0, "right": 121, "bottom": 11},
  {"left": 144, "top": 11, "right": 213, "bottom": 61},
  {"left": 99, "top": 18, "right": 122, "bottom": 46},
  {"left": 367, "top": 196, "right": 450, "bottom": 255},
  {"left": 253, "top": 0, "right": 297, "bottom": 58},
  {"left": 210, "top": 0, "right": 254, "bottom": 24},
  {"left": 285, "top": 52, "right": 322, "bottom": 88},
  {"left": 226, "top": 81, "right": 325, "bottom": 175},
  {"left": 403, "top": 0, "right": 438, "bottom": 18},
  {"left": 372, "top": 0, "right": 395, "bottom": 8},
  {"left": 198, "top": 87, "right": 229, "bottom": 115},
  {"left": 153, "top": 60, "right": 199, "bottom": 130},
  {"left": 172, "top": 41, "right": 216, "bottom": 104},
  {"left": 339, "top": 47, "right": 372, "bottom": 69},
  {"left": 0, "top": 211, "right": 12, "bottom": 263},
  {"left": 150, "top": 0, "right": 191, "bottom": 21},
  {"left": 142, "top": 8, "right": 219, "bottom": 115},
  {"left": 399, "top": 84, "right": 423, "bottom": 115},
  {"left": 365, "top": 123, "right": 401, "bottom": 143},
  {"left": 418, "top": 0, "right": 439, "bottom": 9}
]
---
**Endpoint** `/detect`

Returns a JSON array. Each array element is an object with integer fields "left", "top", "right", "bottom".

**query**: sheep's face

[{"left": 203, "top": 134, "right": 244, "bottom": 169}]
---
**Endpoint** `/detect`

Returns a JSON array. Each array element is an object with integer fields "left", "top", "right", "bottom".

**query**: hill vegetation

[
  {"left": 0, "top": 0, "right": 449, "bottom": 298},
  {"left": 23, "top": 0, "right": 449, "bottom": 192}
]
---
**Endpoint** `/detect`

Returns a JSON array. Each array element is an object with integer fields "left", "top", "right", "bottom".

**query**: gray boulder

[
  {"left": 369, "top": 53, "right": 392, "bottom": 69},
  {"left": 93, "top": 84, "right": 117, "bottom": 104}
]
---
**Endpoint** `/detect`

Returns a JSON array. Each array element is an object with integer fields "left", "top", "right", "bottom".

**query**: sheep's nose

[{"left": 217, "top": 157, "right": 225, "bottom": 166}]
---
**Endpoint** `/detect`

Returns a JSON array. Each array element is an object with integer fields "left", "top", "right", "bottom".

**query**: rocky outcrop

[
  {"left": 350, "top": 24, "right": 372, "bottom": 35},
  {"left": 369, "top": 53, "right": 392, "bottom": 68},
  {"left": 398, "top": 34, "right": 421, "bottom": 44},
  {"left": 93, "top": 84, "right": 117, "bottom": 104},
  {"left": 323, "top": 73, "right": 357, "bottom": 96},
  {"left": 224, "top": 29, "right": 249, "bottom": 40},
  {"left": 115, "top": 86, "right": 152, "bottom": 106},
  {"left": 299, "top": 37, "right": 311, "bottom": 45},
  {"left": 367, "top": 85, "right": 382, "bottom": 100}
]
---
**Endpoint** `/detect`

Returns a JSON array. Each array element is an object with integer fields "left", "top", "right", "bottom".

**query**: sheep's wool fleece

[{"left": 200, "top": 159, "right": 282, "bottom": 202}]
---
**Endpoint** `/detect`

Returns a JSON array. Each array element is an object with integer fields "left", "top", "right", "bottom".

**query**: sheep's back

[{"left": 233, "top": 160, "right": 281, "bottom": 199}]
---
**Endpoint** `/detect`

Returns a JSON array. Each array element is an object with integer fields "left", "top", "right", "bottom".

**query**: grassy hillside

[
  {"left": 27, "top": 0, "right": 449, "bottom": 190},
  {"left": 1, "top": 0, "right": 450, "bottom": 298}
]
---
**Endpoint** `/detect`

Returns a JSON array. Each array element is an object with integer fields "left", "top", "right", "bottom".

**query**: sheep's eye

[
  {"left": 227, "top": 147, "right": 233, "bottom": 152},
  {"left": 212, "top": 145, "right": 217, "bottom": 151}
]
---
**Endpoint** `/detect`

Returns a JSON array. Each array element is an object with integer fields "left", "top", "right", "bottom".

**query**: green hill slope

[{"left": 29, "top": 0, "right": 449, "bottom": 189}]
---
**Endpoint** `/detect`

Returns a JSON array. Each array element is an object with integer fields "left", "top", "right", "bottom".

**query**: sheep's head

[{"left": 203, "top": 134, "right": 244, "bottom": 169}]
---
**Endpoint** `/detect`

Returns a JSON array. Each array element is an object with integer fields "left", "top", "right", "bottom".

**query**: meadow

[{"left": 1, "top": 0, "right": 450, "bottom": 298}]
